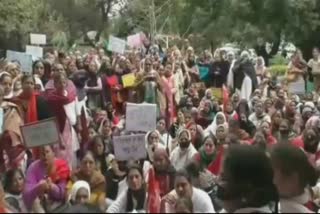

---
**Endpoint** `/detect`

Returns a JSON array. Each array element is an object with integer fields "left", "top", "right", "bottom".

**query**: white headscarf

[
  {"left": 145, "top": 130, "right": 165, "bottom": 162},
  {"left": 69, "top": 180, "right": 91, "bottom": 203},
  {"left": 205, "top": 112, "right": 227, "bottom": 136}
]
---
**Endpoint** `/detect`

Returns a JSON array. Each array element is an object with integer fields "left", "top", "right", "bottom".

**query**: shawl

[{"left": 73, "top": 170, "right": 105, "bottom": 193}]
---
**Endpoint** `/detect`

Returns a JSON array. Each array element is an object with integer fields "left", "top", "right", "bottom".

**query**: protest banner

[
  {"left": 30, "top": 33, "right": 46, "bottom": 45},
  {"left": 6, "top": 50, "right": 32, "bottom": 74},
  {"left": 113, "top": 134, "right": 146, "bottom": 161},
  {"left": 107, "top": 35, "right": 126, "bottom": 54},
  {"left": 26, "top": 45, "right": 43, "bottom": 60},
  {"left": 126, "top": 102, "right": 157, "bottom": 132},
  {"left": 20, "top": 118, "right": 60, "bottom": 148},
  {"left": 122, "top": 73, "right": 136, "bottom": 88},
  {"left": 127, "top": 33, "right": 143, "bottom": 48}
]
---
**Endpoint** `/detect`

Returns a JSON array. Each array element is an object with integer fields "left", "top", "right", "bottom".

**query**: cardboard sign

[
  {"left": 122, "top": 73, "right": 136, "bottom": 88},
  {"left": 20, "top": 118, "right": 60, "bottom": 148},
  {"left": 0, "top": 108, "right": 3, "bottom": 135},
  {"left": 113, "top": 134, "right": 146, "bottom": 161},
  {"left": 30, "top": 33, "right": 46, "bottom": 45},
  {"left": 126, "top": 102, "right": 157, "bottom": 132},
  {"left": 127, "top": 33, "right": 143, "bottom": 48},
  {"left": 107, "top": 35, "right": 126, "bottom": 54},
  {"left": 210, "top": 87, "right": 222, "bottom": 100},
  {"left": 26, "top": 45, "right": 43, "bottom": 60},
  {"left": 6, "top": 50, "right": 33, "bottom": 74}
]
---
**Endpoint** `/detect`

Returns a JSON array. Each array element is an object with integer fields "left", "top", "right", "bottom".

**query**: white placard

[
  {"left": 20, "top": 118, "right": 60, "bottom": 148},
  {"left": 26, "top": 45, "right": 43, "bottom": 60},
  {"left": 113, "top": 134, "right": 146, "bottom": 161},
  {"left": 107, "top": 35, "right": 126, "bottom": 54},
  {"left": 127, "top": 33, "right": 143, "bottom": 48},
  {"left": 126, "top": 102, "right": 157, "bottom": 132},
  {"left": 6, "top": 50, "right": 33, "bottom": 74},
  {"left": 30, "top": 33, "right": 46, "bottom": 45}
]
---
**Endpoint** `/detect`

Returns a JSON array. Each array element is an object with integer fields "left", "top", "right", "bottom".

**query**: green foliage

[
  {"left": 269, "top": 65, "right": 288, "bottom": 76},
  {"left": 269, "top": 54, "right": 289, "bottom": 66}
]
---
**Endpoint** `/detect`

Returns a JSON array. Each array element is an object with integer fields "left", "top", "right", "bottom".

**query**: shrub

[
  {"left": 269, "top": 54, "right": 289, "bottom": 66},
  {"left": 269, "top": 65, "right": 287, "bottom": 76}
]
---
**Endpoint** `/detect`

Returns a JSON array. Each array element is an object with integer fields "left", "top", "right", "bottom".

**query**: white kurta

[{"left": 240, "top": 74, "right": 252, "bottom": 101}]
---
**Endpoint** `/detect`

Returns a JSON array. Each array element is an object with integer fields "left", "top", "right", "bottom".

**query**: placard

[
  {"left": 127, "top": 33, "right": 143, "bottom": 48},
  {"left": 210, "top": 87, "right": 222, "bottom": 100},
  {"left": 113, "top": 134, "right": 146, "bottom": 161},
  {"left": 30, "top": 33, "right": 46, "bottom": 45},
  {"left": 122, "top": 73, "right": 136, "bottom": 88},
  {"left": 20, "top": 118, "right": 60, "bottom": 148},
  {"left": 126, "top": 102, "right": 157, "bottom": 132},
  {"left": 26, "top": 45, "right": 43, "bottom": 60},
  {"left": 6, "top": 50, "right": 33, "bottom": 74},
  {"left": 107, "top": 35, "right": 126, "bottom": 54}
]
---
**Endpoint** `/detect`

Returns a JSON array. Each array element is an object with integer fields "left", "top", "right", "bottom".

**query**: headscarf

[
  {"left": 145, "top": 130, "right": 165, "bottom": 162},
  {"left": 205, "top": 112, "right": 227, "bottom": 136},
  {"left": 305, "top": 116, "right": 320, "bottom": 130},
  {"left": 199, "top": 136, "right": 217, "bottom": 167},
  {"left": 69, "top": 180, "right": 91, "bottom": 203}
]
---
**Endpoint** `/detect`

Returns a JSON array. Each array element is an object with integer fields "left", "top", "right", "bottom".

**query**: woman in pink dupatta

[
  {"left": 162, "top": 63, "right": 176, "bottom": 125},
  {"left": 45, "top": 73, "right": 79, "bottom": 169}
]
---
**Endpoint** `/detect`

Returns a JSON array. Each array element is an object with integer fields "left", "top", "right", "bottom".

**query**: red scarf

[
  {"left": 147, "top": 168, "right": 161, "bottom": 213},
  {"left": 45, "top": 90, "right": 75, "bottom": 133},
  {"left": 18, "top": 92, "right": 39, "bottom": 123},
  {"left": 48, "top": 159, "right": 70, "bottom": 183}
]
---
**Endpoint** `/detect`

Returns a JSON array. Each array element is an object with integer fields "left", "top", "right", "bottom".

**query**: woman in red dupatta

[
  {"left": 45, "top": 73, "right": 79, "bottom": 169},
  {"left": 11, "top": 75, "right": 52, "bottom": 160}
]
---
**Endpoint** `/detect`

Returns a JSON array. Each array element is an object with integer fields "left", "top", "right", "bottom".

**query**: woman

[
  {"left": 156, "top": 117, "right": 173, "bottom": 153},
  {"left": 169, "top": 109, "right": 185, "bottom": 138},
  {"left": 32, "top": 60, "right": 45, "bottom": 91},
  {"left": 216, "top": 124, "right": 228, "bottom": 146},
  {"left": 224, "top": 101, "right": 239, "bottom": 122},
  {"left": 145, "top": 130, "right": 166, "bottom": 163},
  {"left": 0, "top": 184, "right": 13, "bottom": 213},
  {"left": 271, "top": 144, "right": 318, "bottom": 213},
  {"left": 0, "top": 86, "right": 25, "bottom": 172},
  {"left": 161, "top": 169, "right": 215, "bottom": 213},
  {"left": 23, "top": 145, "right": 70, "bottom": 213},
  {"left": 217, "top": 145, "right": 278, "bottom": 213},
  {"left": 170, "top": 129, "right": 198, "bottom": 171},
  {"left": 91, "top": 135, "right": 108, "bottom": 173},
  {"left": 98, "top": 118, "right": 113, "bottom": 154},
  {"left": 46, "top": 73, "right": 79, "bottom": 169},
  {"left": 257, "top": 120, "right": 277, "bottom": 147},
  {"left": 69, "top": 151, "right": 106, "bottom": 210},
  {"left": 205, "top": 112, "right": 228, "bottom": 137},
  {"left": 186, "top": 122, "right": 204, "bottom": 150},
  {"left": 275, "top": 119, "right": 296, "bottom": 144},
  {"left": 3, "top": 169, "right": 28, "bottom": 212},
  {"left": 107, "top": 164, "right": 147, "bottom": 213},
  {"left": 287, "top": 49, "right": 308, "bottom": 95},
  {"left": 0, "top": 73, "right": 13, "bottom": 100},
  {"left": 12, "top": 75, "right": 52, "bottom": 160},
  {"left": 85, "top": 60, "right": 103, "bottom": 110},
  {"left": 271, "top": 110, "right": 284, "bottom": 136},
  {"left": 194, "top": 135, "right": 224, "bottom": 176},
  {"left": 197, "top": 99, "right": 215, "bottom": 129},
  {"left": 162, "top": 63, "right": 177, "bottom": 125},
  {"left": 255, "top": 56, "right": 269, "bottom": 85},
  {"left": 69, "top": 180, "right": 91, "bottom": 205},
  {"left": 66, "top": 60, "right": 78, "bottom": 77}
]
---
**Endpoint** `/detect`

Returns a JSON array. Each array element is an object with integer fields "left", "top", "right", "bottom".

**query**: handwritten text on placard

[{"left": 113, "top": 134, "right": 146, "bottom": 161}]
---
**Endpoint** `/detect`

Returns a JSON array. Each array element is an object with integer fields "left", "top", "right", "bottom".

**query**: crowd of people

[{"left": 0, "top": 41, "right": 320, "bottom": 213}]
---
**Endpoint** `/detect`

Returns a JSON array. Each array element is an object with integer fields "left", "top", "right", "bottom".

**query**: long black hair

[{"left": 3, "top": 168, "right": 24, "bottom": 194}]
